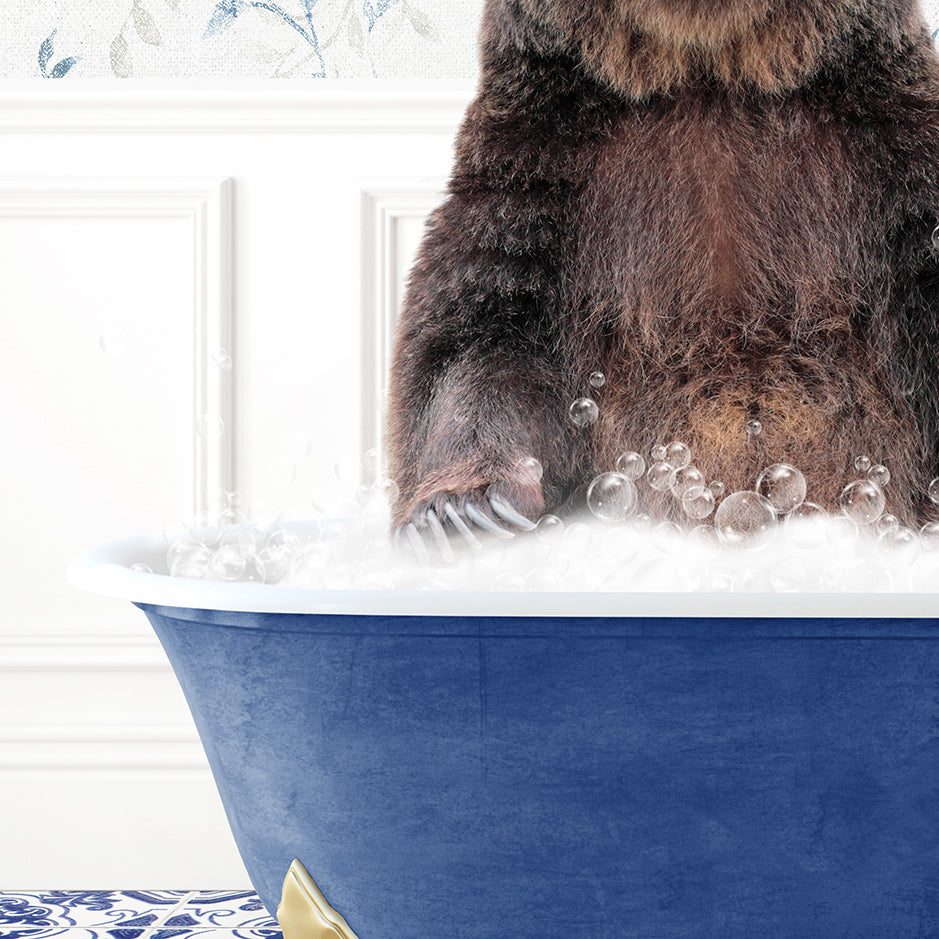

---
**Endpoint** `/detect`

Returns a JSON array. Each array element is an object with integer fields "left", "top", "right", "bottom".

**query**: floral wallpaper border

[{"left": 3, "top": 0, "right": 939, "bottom": 82}]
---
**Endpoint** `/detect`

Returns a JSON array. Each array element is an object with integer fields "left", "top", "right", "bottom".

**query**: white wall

[{"left": 0, "top": 80, "right": 470, "bottom": 887}]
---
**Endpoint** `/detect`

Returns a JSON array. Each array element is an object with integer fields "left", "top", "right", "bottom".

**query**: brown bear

[{"left": 387, "top": 0, "right": 939, "bottom": 546}]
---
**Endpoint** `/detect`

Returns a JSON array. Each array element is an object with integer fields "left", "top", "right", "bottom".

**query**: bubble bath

[{"left": 145, "top": 439, "right": 939, "bottom": 594}]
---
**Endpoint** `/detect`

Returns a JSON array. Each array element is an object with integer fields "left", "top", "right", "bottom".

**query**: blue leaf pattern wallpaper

[
  {"left": 3, "top": 1, "right": 939, "bottom": 80},
  {"left": 1, "top": 0, "right": 485, "bottom": 79}
]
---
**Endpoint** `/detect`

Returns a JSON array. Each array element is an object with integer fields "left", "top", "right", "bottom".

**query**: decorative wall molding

[
  {"left": 0, "top": 176, "right": 234, "bottom": 518},
  {"left": 0, "top": 82, "right": 475, "bottom": 134},
  {"left": 0, "top": 635, "right": 168, "bottom": 671},
  {"left": 358, "top": 178, "right": 446, "bottom": 477},
  {"left": 0, "top": 724, "right": 205, "bottom": 772}
]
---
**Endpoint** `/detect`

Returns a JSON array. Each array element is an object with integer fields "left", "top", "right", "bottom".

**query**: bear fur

[{"left": 387, "top": 0, "right": 939, "bottom": 533}]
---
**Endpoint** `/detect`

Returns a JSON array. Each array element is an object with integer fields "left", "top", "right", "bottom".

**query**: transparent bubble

[
  {"left": 360, "top": 448, "right": 381, "bottom": 484},
  {"left": 671, "top": 464, "right": 706, "bottom": 500},
  {"left": 930, "top": 478, "right": 939, "bottom": 505},
  {"left": 99, "top": 329, "right": 131, "bottom": 356},
  {"left": 373, "top": 477, "right": 401, "bottom": 506},
  {"left": 492, "top": 572, "right": 526, "bottom": 592},
  {"left": 868, "top": 464, "right": 890, "bottom": 487},
  {"left": 535, "top": 514, "right": 565, "bottom": 542},
  {"left": 714, "top": 491, "right": 777, "bottom": 550},
  {"left": 689, "top": 524, "right": 721, "bottom": 552},
  {"left": 587, "top": 473, "right": 637, "bottom": 522},
  {"left": 932, "top": 224, "right": 939, "bottom": 252},
  {"left": 709, "top": 481, "right": 725, "bottom": 499},
  {"left": 854, "top": 455, "right": 872, "bottom": 474},
  {"left": 784, "top": 501, "right": 828, "bottom": 548},
  {"left": 211, "top": 545, "right": 248, "bottom": 581},
  {"left": 212, "top": 347, "right": 233, "bottom": 370},
  {"left": 840, "top": 479, "right": 886, "bottom": 525},
  {"left": 651, "top": 444, "right": 668, "bottom": 463},
  {"left": 169, "top": 544, "right": 212, "bottom": 579},
  {"left": 756, "top": 463, "right": 807, "bottom": 515},
  {"left": 564, "top": 521, "right": 592, "bottom": 553},
  {"left": 771, "top": 559, "right": 806, "bottom": 593},
  {"left": 652, "top": 521, "right": 683, "bottom": 553},
  {"left": 875, "top": 514, "right": 899, "bottom": 536},
  {"left": 218, "top": 507, "right": 246, "bottom": 527},
  {"left": 588, "top": 371, "right": 606, "bottom": 389},
  {"left": 733, "top": 567, "right": 771, "bottom": 592},
  {"left": 826, "top": 514, "right": 860, "bottom": 548},
  {"left": 130, "top": 562, "right": 152, "bottom": 574},
  {"left": 682, "top": 487, "right": 716, "bottom": 519},
  {"left": 195, "top": 414, "right": 224, "bottom": 439},
  {"left": 515, "top": 456, "right": 544, "bottom": 484},
  {"left": 842, "top": 557, "right": 893, "bottom": 593},
  {"left": 358, "top": 570, "right": 396, "bottom": 591},
  {"left": 254, "top": 546, "right": 291, "bottom": 584},
  {"left": 746, "top": 419, "right": 763, "bottom": 437},
  {"left": 569, "top": 397, "right": 599, "bottom": 428},
  {"left": 920, "top": 521, "right": 939, "bottom": 551},
  {"left": 364, "top": 538, "right": 394, "bottom": 568},
  {"left": 286, "top": 548, "right": 329, "bottom": 587},
  {"left": 665, "top": 441, "right": 692, "bottom": 470},
  {"left": 878, "top": 526, "right": 917, "bottom": 553},
  {"left": 647, "top": 462, "right": 678, "bottom": 492},
  {"left": 615, "top": 451, "right": 646, "bottom": 481}
]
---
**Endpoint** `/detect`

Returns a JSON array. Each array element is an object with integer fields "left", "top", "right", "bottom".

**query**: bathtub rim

[{"left": 68, "top": 530, "right": 939, "bottom": 619}]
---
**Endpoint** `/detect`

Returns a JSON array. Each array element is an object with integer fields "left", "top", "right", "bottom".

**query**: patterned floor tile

[
  {"left": 0, "top": 892, "right": 190, "bottom": 930},
  {"left": 168, "top": 893, "right": 278, "bottom": 932}
]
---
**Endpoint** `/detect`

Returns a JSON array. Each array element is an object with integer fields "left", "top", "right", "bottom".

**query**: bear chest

[{"left": 573, "top": 98, "right": 884, "bottom": 345}]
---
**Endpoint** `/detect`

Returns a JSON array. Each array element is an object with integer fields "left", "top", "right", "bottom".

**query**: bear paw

[{"left": 396, "top": 481, "right": 541, "bottom": 564}]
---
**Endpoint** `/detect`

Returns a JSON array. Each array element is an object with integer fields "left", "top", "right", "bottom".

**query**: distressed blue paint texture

[{"left": 138, "top": 603, "right": 939, "bottom": 938}]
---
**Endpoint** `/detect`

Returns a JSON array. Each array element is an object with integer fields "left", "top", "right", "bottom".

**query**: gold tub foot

[{"left": 277, "top": 858, "right": 360, "bottom": 939}]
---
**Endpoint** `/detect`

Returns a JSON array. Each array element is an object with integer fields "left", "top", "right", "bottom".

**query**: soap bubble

[
  {"left": 254, "top": 546, "right": 291, "bottom": 583},
  {"left": 771, "top": 559, "right": 806, "bottom": 593},
  {"left": 588, "top": 371, "right": 606, "bottom": 389},
  {"left": 854, "top": 455, "right": 872, "bottom": 473},
  {"left": 709, "top": 481, "right": 725, "bottom": 498},
  {"left": 130, "top": 562, "right": 152, "bottom": 574},
  {"left": 515, "top": 456, "right": 544, "bottom": 483},
  {"left": 651, "top": 444, "right": 668, "bottom": 463},
  {"left": 682, "top": 487, "right": 716, "bottom": 519},
  {"left": 99, "top": 330, "right": 130, "bottom": 356},
  {"left": 932, "top": 225, "right": 939, "bottom": 252},
  {"left": 492, "top": 572, "right": 526, "bottom": 592},
  {"left": 878, "top": 527, "right": 917, "bottom": 554},
  {"left": 569, "top": 397, "right": 599, "bottom": 427},
  {"left": 930, "top": 478, "right": 939, "bottom": 504},
  {"left": 647, "top": 461, "right": 678, "bottom": 492},
  {"left": 615, "top": 451, "right": 646, "bottom": 480},
  {"left": 195, "top": 414, "right": 224, "bottom": 439},
  {"left": 714, "top": 491, "right": 777, "bottom": 550},
  {"left": 211, "top": 545, "right": 248, "bottom": 581},
  {"left": 525, "top": 567, "right": 562, "bottom": 592},
  {"left": 785, "top": 502, "right": 828, "bottom": 548},
  {"left": 653, "top": 521, "right": 683, "bottom": 553},
  {"left": 826, "top": 514, "right": 860, "bottom": 548},
  {"left": 535, "top": 514, "right": 565, "bottom": 542},
  {"left": 218, "top": 507, "right": 246, "bottom": 527},
  {"left": 756, "top": 463, "right": 807, "bottom": 515},
  {"left": 875, "top": 514, "right": 899, "bottom": 536},
  {"left": 840, "top": 479, "right": 885, "bottom": 525},
  {"left": 212, "top": 347, "right": 233, "bottom": 370},
  {"left": 746, "top": 419, "right": 763, "bottom": 437},
  {"left": 670, "top": 464, "right": 706, "bottom": 500},
  {"left": 564, "top": 522, "right": 592, "bottom": 553},
  {"left": 587, "top": 473, "right": 637, "bottom": 522},
  {"left": 920, "top": 521, "right": 939, "bottom": 550},
  {"left": 665, "top": 441, "right": 692, "bottom": 470},
  {"left": 868, "top": 464, "right": 890, "bottom": 487},
  {"left": 169, "top": 543, "right": 212, "bottom": 579}
]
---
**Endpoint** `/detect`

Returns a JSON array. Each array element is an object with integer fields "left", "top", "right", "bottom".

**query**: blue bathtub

[{"left": 70, "top": 533, "right": 939, "bottom": 938}]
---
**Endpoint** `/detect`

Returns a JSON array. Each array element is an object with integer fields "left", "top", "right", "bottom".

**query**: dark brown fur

[{"left": 387, "top": 0, "right": 939, "bottom": 528}]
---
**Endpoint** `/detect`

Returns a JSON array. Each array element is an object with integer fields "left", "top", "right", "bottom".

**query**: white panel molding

[
  {"left": 0, "top": 634, "right": 167, "bottom": 671},
  {"left": 358, "top": 178, "right": 447, "bottom": 477},
  {"left": 0, "top": 176, "right": 234, "bottom": 518},
  {"left": 0, "top": 81, "right": 475, "bottom": 134},
  {"left": 0, "top": 724, "right": 204, "bottom": 772}
]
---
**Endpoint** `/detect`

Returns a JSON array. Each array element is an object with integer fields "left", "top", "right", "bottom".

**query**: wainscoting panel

[{"left": 0, "top": 82, "right": 470, "bottom": 888}]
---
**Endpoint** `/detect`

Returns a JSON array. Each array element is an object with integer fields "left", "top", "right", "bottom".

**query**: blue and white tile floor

[{"left": 0, "top": 891, "right": 281, "bottom": 939}]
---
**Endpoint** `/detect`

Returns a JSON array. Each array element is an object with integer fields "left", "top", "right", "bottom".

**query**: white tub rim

[{"left": 67, "top": 530, "right": 939, "bottom": 619}]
